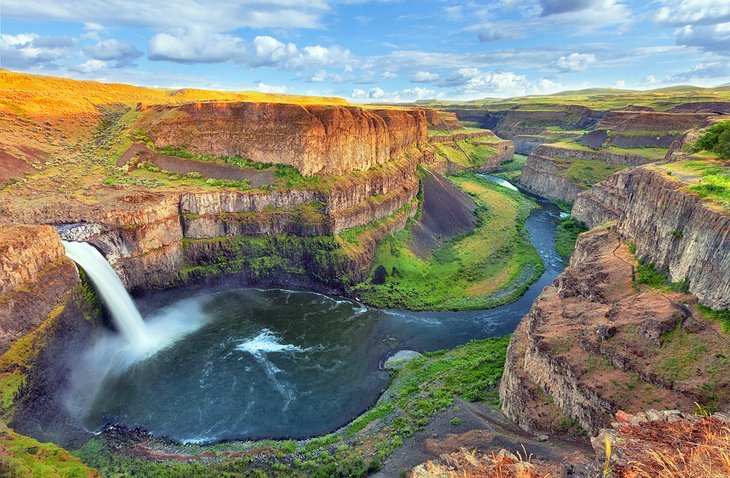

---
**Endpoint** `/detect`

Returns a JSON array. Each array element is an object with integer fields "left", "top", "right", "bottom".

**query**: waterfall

[{"left": 62, "top": 241, "right": 152, "bottom": 349}]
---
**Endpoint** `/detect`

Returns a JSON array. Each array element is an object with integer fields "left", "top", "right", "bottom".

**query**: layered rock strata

[
  {"left": 572, "top": 165, "right": 730, "bottom": 310},
  {"left": 0, "top": 225, "right": 79, "bottom": 353},
  {"left": 500, "top": 227, "right": 730, "bottom": 435},
  {"left": 138, "top": 102, "right": 429, "bottom": 176}
]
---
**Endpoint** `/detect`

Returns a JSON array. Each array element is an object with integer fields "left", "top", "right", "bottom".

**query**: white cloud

[
  {"left": 554, "top": 52, "right": 597, "bottom": 72},
  {"left": 310, "top": 69, "right": 328, "bottom": 82},
  {"left": 148, "top": 29, "right": 352, "bottom": 67},
  {"left": 411, "top": 70, "right": 439, "bottom": 82},
  {"left": 668, "top": 61, "right": 730, "bottom": 82},
  {"left": 440, "top": 67, "right": 562, "bottom": 98},
  {"left": 3, "top": 0, "right": 328, "bottom": 31},
  {"left": 85, "top": 39, "right": 142, "bottom": 65},
  {"left": 71, "top": 59, "right": 107, "bottom": 73},
  {"left": 656, "top": 0, "right": 730, "bottom": 27},
  {"left": 382, "top": 70, "right": 398, "bottom": 79},
  {"left": 675, "top": 22, "right": 730, "bottom": 54},
  {"left": 0, "top": 32, "right": 74, "bottom": 68},
  {"left": 255, "top": 81, "right": 288, "bottom": 94}
]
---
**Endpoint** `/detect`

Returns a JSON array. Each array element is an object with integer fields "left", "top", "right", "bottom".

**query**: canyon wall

[
  {"left": 500, "top": 226, "right": 729, "bottom": 435},
  {"left": 139, "top": 102, "right": 429, "bottom": 176},
  {"left": 519, "top": 144, "right": 658, "bottom": 203},
  {"left": 573, "top": 166, "right": 730, "bottom": 310},
  {"left": 0, "top": 225, "right": 79, "bottom": 353}
]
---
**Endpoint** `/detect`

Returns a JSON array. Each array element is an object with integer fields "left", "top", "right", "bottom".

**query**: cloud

[
  {"left": 2, "top": 0, "right": 328, "bottom": 31},
  {"left": 350, "top": 86, "right": 441, "bottom": 102},
  {"left": 382, "top": 70, "right": 398, "bottom": 79},
  {"left": 655, "top": 0, "right": 730, "bottom": 27},
  {"left": 148, "top": 29, "right": 352, "bottom": 67},
  {"left": 537, "top": 0, "right": 631, "bottom": 30},
  {"left": 478, "top": 26, "right": 515, "bottom": 42},
  {"left": 0, "top": 32, "right": 74, "bottom": 69},
  {"left": 440, "top": 67, "right": 561, "bottom": 98},
  {"left": 554, "top": 52, "right": 597, "bottom": 72},
  {"left": 85, "top": 39, "right": 142, "bottom": 66},
  {"left": 668, "top": 62, "right": 730, "bottom": 82},
  {"left": 674, "top": 22, "right": 730, "bottom": 54},
  {"left": 411, "top": 70, "right": 439, "bottom": 82},
  {"left": 255, "top": 81, "right": 288, "bottom": 94},
  {"left": 71, "top": 59, "right": 107, "bottom": 73}
]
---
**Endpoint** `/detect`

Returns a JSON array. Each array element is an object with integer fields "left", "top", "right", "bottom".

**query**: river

[{"left": 80, "top": 177, "right": 564, "bottom": 443}]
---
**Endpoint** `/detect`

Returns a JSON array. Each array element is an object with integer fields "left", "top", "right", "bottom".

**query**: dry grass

[
  {"left": 0, "top": 69, "right": 350, "bottom": 115},
  {"left": 617, "top": 416, "right": 730, "bottom": 478},
  {"left": 410, "top": 447, "right": 551, "bottom": 478}
]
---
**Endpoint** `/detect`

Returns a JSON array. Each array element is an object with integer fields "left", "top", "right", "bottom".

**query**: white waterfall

[{"left": 62, "top": 241, "right": 153, "bottom": 349}]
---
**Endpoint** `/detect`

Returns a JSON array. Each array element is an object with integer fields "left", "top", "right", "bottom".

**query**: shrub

[{"left": 693, "top": 121, "right": 730, "bottom": 159}]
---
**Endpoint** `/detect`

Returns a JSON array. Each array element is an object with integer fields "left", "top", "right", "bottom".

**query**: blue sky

[{"left": 1, "top": 0, "right": 729, "bottom": 101}]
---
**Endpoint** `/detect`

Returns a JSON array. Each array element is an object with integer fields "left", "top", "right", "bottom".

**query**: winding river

[{"left": 81, "top": 178, "right": 564, "bottom": 443}]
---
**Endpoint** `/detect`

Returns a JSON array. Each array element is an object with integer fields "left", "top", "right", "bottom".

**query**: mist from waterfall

[{"left": 60, "top": 241, "right": 208, "bottom": 423}]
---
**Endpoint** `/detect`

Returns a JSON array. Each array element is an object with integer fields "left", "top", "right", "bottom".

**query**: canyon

[{"left": 1, "top": 71, "right": 729, "bottom": 478}]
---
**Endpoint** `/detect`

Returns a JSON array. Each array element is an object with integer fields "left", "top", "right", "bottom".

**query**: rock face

[
  {"left": 519, "top": 152, "right": 585, "bottom": 203},
  {"left": 0, "top": 225, "right": 79, "bottom": 353},
  {"left": 139, "top": 102, "right": 429, "bottom": 176},
  {"left": 573, "top": 166, "right": 730, "bottom": 310},
  {"left": 500, "top": 227, "right": 730, "bottom": 436},
  {"left": 520, "top": 144, "right": 656, "bottom": 203},
  {"left": 447, "top": 106, "right": 600, "bottom": 138}
]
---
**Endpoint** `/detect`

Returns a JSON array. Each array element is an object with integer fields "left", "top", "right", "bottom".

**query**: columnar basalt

[
  {"left": 500, "top": 227, "right": 730, "bottom": 435},
  {"left": 573, "top": 166, "right": 730, "bottom": 310},
  {"left": 0, "top": 225, "right": 79, "bottom": 353},
  {"left": 138, "top": 102, "right": 429, "bottom": 176}
]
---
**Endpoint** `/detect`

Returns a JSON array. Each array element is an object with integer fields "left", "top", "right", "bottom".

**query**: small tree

[{"left": 693, "top": 121, "right": 730, "bottom": 159}]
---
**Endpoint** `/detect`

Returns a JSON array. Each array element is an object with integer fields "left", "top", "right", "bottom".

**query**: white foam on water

[{"left": 236, "top": 329, "right": 308, "bottom": 355}]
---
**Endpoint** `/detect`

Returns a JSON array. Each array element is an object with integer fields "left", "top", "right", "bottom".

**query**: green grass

[
  {"left": 433, "top": 138, "right": 499, "bottom": 170},
  {"left": 563, "top": 158, "right": 627, "bottom": 188},
  {"left": 555, "top": 218, "right": 587, "bottom": 260},
  {"left": 428, "top": 127, "right": 486, "bottom": 136},
  {"left": 492, "top": 153, "right": 526, "bottom": 182},
  {"left": 660, "top": 160, "right": 730, "bottom": 213},
  {"left": 354, "top": 174, "right": 543, "bottom": 310},
  {"left": 692, "top": 120, "right": 730, "bottom": 159},
  {"left": 697, "top": 305, "right": 730, "bottom": 333},
  {"left": 0, "top": 421, "right": 99, "bottom": 478}
]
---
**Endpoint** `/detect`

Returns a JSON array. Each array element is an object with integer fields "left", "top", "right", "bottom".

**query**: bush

[{"left": 693, "top": 121, "right": 730, "bottom": 159}]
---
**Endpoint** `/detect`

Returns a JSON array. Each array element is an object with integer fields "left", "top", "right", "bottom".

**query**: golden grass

[
  {"left": 618, "top": 416, "right": 730, "bottom": 478},
  {"left": 412, "top": 447, "right": 551, "bottom": 478},
  {"left": 0, "top": 69, "right": 350, "bottom": 116}
]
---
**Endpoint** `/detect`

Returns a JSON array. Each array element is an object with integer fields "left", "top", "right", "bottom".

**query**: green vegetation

[
  {"left": 0, "top": 420, "right": 99, "bottom": 478},
  {"left": 427, "top": 127, "right": 486, "bottom": 136},
  {"left": 693, "top": 121, "right": 730, "bottom": 159},
  {"left": 416, "top": 85, "right": 730, "bottom": 111},
  {"left": 492, "top": 153, "right": 526, "bottom": 182},
  {"left": 433, "top": 137, "right": 499, "bottom": 170},
  {"left": 355, "top": 174, "right": 543, "bottom": 310},
  {"left": 660, "top": 160, "right": 730, "bottom": 212},
  {"left": 555, "top": 218, "right": 587, "bottom": 260},
  {"left": 561, "top": 158, "right": 627, "bottom": 188},
  {"left": 697, "top": 305, "right": 730, "bottom": 333},
  {"left": 67, "top": 336, "right": 509, "bottom": 478}
]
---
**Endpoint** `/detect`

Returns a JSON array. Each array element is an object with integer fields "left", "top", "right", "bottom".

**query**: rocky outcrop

[
  {"left": 573, "top": 166, "right": 730, "bottom": 310},
  {"left": 519, "top": 153, "right": 584, "bottom": 202},
  {"left": 529, "top": 144, "right": 656, "bottom": 167},
  {"left": 519, "top": 143, "right": 656, "bottom": 203},
  {"left": 446, "top": 105, "right": 601, "bottom": 138},
  {"left": 138, "top": 102, "right": 429, "bottom": 176},
  {"left": 500, "top": 227, "right": 730, "bottom": 436},
  {"left": 0, "top": 225, "right": 79, "bottom": 353},
  {"left": 595, "top": 110, "right": 711, "bottom": 133}
]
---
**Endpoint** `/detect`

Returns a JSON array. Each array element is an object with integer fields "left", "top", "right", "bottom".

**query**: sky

[{"left": 1, "top": 0, "right": 729, "bottom": 102}]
